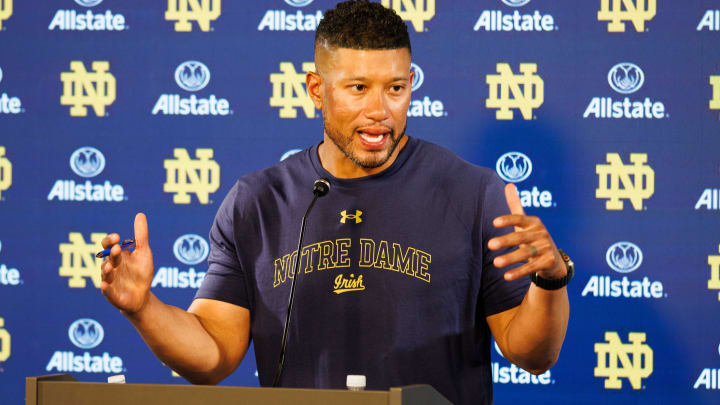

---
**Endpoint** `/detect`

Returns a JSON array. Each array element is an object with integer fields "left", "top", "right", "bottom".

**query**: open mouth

[{"left": 358, "top": 128, "right": 390, "bottom": 148}]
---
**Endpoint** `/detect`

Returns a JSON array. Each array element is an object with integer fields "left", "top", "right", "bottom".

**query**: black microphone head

[{"left": 313, "top": 178, "right": 330, "bottom": 197}]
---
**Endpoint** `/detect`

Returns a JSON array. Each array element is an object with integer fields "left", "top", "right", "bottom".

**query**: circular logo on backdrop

[
  {"left": 606, "top": 242, "right": 643, "bottom": 273},
  {"left": 284, "top": 0, "right": 314, "bottom": 6},
  {"left": 0, "top": 66, "right": 3, "bottom": 84},
  {"left": 496, "top": 152, "right": 532, "bottom": 183},
  {"left": 173, "top": 234, "right": 210, "bottom": 265},
  {"left": 501, "top": 0, "right": 531, "bottom": 7},
  {"left": 68, "top": 319, "right": 104, "bottom": 349},
  {"left": 494, "top": 341, "right": 505, "bottom": 358},
  {"left": 69, "top": 147, "right": 106, "bottom": 178},
  {"left": 0, "top": 240, "right": 3, "bottom": 254},
  {"left": 410, "top": 63, "right": 424, "bottom": 92},
  {"left": 280, "top": 149, "right": 302, "bottom": 161},
  {"left": 74, "top": 0, "right": 103, "bottom": 7},
  {"left": 174, "top": 61, "right": 211, "bottom": 92},
  {"left": 607, "top": 63, "right": 645, "bottom": 94}
]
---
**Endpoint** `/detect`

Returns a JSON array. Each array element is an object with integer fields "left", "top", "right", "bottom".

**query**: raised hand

[
  {"left": 100, "top": 213, "right": 155, "bottom": 314},
  {"left": 488, "top": 184, "right": 566, "bottom": 281}
]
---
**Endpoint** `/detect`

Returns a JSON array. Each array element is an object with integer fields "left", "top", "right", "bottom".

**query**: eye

[
  {"left": 352, "top": 84, "right": 366, "bottom": 92},
  {"left": 391, "top": 85, "right": 405, "bottom": 92}
]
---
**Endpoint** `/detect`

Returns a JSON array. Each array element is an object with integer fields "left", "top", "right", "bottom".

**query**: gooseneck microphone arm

[{"left": 272, "top": 178, "right": 330, "bottom": 387}]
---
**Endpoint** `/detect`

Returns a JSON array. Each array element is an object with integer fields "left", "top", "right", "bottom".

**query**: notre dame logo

[
  {"left": 596, "top": 153, "right": 654, "bottom": 211},
  {"left": 340, "top": 210, "right": 363, "bottom": 224},
  {"left": 0, "top": 0, "right": 12, "bottom": 30},
  {"left": 708, "top": 244, "right": 720, "bottom": 301},
  {"left": 381, "top": 0, "right": 435, "bottom": 32},
  {"left": 269, "top": 62, "right": 316, "bottom": 119},
  {"left": 486, "top": 63, "right": 544, "bottom": 120},
  {"left": 164, "top": 148, "right": 220, "bottom": 204},
  {"left": 166, "top": 0, "right": 221, "bottom": 32},
  {"left": 59, "top": 232, "right": 106, "bottom": 288},
  {"left": 710, "top": 71, "right": 720, "bottom": 112},
  {"left": 60, "top": 61, "right": 116, "bottom": 117},
  {"left": 598, "top": 0, "right": 656, "bottom": 33},
  {"left": 594, "top": 331, "right": 653, "bottom": 389},
  {"left": 0, "top": 146, "right": 11, "bottom": 200},
  {"left": 0, "top": 317, "right": 9, "bottom": 363}
]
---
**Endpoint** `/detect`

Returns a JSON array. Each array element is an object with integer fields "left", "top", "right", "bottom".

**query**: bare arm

[
  {"left": 485, "top": 184, "right": 570, "bottom": 374},
  {"left": 100, "top": 213, "right": 250, "bottom": 384}
]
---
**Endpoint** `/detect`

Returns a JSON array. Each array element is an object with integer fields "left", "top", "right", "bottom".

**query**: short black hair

[{"left": 315, "top": 0, "right": 411, "bottom": 54}]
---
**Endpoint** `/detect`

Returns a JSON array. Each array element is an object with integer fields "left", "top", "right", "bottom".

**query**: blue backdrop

[{"left": 1, "top": 0, "right": 719, "bottom": 404}]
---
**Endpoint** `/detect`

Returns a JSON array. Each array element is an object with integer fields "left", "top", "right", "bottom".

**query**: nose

[{"left": 364, "top": 89, "right": 390, "bottom": 122}]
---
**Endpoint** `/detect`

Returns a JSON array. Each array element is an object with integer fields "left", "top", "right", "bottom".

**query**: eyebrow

[{"left": 345, "top": 76, "right": 409, "bottom": 82}]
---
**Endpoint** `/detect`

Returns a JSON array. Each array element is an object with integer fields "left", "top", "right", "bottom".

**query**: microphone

[{"left": 272, "top": 178, "right": 331, "bottom": 387}]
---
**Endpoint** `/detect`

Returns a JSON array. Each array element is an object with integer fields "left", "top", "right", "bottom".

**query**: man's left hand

[{"left": 488, "top": 183, "right": 566, "bottom": 282}]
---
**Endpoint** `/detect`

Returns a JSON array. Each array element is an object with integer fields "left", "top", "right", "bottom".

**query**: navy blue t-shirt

[{"left": 195, "top": 137, "right": 530, "bottom": 405}]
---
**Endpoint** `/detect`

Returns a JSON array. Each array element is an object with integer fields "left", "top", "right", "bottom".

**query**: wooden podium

[{"left": 26, "top": 374, "right": 453, "bottom": 405}]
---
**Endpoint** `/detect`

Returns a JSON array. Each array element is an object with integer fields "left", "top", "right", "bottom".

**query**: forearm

[
  {"left": 503, "top": 285, "right": 569, "bottom": 374},
  {"left": 123, "top": 293, "right": 228, "bottom": 384}
]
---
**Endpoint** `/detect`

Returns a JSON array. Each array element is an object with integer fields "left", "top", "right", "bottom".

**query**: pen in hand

[{"left": 96, "top": 239, "right": 136, "bottom": 258}]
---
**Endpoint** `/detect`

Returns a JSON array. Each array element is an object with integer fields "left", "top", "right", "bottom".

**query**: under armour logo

[{"left": 340, "top": 210, "right": 362, "bottom": 224}]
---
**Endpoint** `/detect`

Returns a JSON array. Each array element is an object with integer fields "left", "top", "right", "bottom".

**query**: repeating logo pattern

[
  {"left": 58, "top": 232, "right": 105, "bottom": 288},
  {"left": 0, "top": 317, "right": 9, "bottom": 363},
  {"left": 269, "top": 62, "right": 316, "bottom": 118},
  {"left": 258, "top": 0, "right": 323, "bottom": 31},
  {"left": 0, "top": 146, "right": 11, "bottom": 200},
  {"left": 608, "top": 63, "right": 645, "bottom": 94},
  {"left": 166, "top": 0, "right": 221, "bottom": 32},
  {"left": 381, "top": 0, "right": 435, "bottom": 32},
  {"left": 0, "top": 0, "right": 12, "bottom": 30},
  {"left": 163, "top": 148, "right": 220, "bottom": 204},
  {"left": 174, "top": 61, "right": 210, "bottom": 92},
  {"left": 60, "top": 61, "right": 116, "bottom": 117},
  {"left": 710, "top": 70, "right": 720, "bottom": 112},
  {"left": 486, "top": 63, "right": 544, "bottom": 120},
  {"left": 69, "top": 147, "right": 105, "bottom": 178},
  {"left": 708, "top": 244, "right": 720, "bottom": 301},
  {"left": 49, "top": 0, "right": 127, "bottom": 31},
  {"left": 598, "top": 0, "right": 656, "bottom": 33},
  {"left": 596, "top": 153, "right": 654, "bottom": 211},
  {"left": 68, "top": 318, "right": 104, "bottom": 349},
  {"left": 496, "top": 152, "right": 532, "bottom": 183},
  {"left": 606, "top": 242, "right": 643, "bottom": 273},
  {"left": 594, "top": 331, "right": 653, "bottom": 389},
  {"left": 48, "top": 147, "right": 125, "bottom": 202},
  {"left": 172, "top": 234, "right": 209, "bottom": 265}
]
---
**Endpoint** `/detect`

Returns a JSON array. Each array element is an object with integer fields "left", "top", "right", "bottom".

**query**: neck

[{"left": 317, "top": 133, "right": 408, "bottom": 179}]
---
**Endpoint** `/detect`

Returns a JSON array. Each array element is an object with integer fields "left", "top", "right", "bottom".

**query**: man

[{"left": 99, "top": 1, "right": 570, "bottom": 404}]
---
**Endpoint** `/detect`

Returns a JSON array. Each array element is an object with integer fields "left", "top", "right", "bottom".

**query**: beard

[{"left": 323, "top": 121, "right": 406, "bottom": 169}]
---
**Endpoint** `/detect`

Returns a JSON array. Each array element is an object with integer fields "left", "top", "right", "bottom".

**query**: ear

[{"left": 306, "top": 71, "right": 323, "bottom": 110}]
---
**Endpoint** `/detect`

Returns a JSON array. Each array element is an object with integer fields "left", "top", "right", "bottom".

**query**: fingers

[
  {"left": 101, "top": 233, "right": 120, "bottom": 249},
  {"left": 504, "top": 183, "right": 525, "bottom": 216},
  {"left": 488, "top": 230, "right": 547, "bottom": 251},
  {"left": 493, "top": 214, "right": 540, "bottom": 229},
  {"left": 503, "top": 253, "right": 556, "bottom": 281},
  {"left": 108, "top": 243, "right": 123, "bottom": 267},
  {"left": 134, "top": 212, "right": 149, "bottom": 251},
  {"left": 493, "top": 240, "right": 552, "bottom": 268},
  {"left": 101, "top": 259, "right": 115, "bottom": 284}
]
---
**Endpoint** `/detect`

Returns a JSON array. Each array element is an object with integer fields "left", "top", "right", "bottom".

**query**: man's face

[{"left": 311, "top": 47, "right": 413, "bottom": 169}]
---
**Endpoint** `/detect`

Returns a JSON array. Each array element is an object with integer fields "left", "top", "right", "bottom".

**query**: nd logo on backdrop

[
  {"left": 710, "top": 70, "right": 720, "bottom": 113},
  {"left": 0, "top": 146, "right": 11, "bottom": 200},
  {"left": 58, "top": 233, "right": 105, "bottom": 288},
  {"left": 164, "top": 148, "right": 220, "bottom": 204},
  {"left": 270, "top": 62, "right": 316, "bottom": 119},
  {"left": 708, "top": 244, "right": 720, "bottom": 301},
  {"left": 0, "top": 317, "right": 9, "bottom": 363},
  {"left": 596, "top": 153, "right": 654, "bottom": 211},
  {"left": 598, "top": 0, "right": 656, "bottom": 32},
  {"left": 60, "top": 61, "right": 116, "bottom": 117},
  {"left": 381, "top": 0, "right": 435, "bottom": 32},
  {"left": 166, "top": 0, "right": 221, "bottom": 32},
  {"left": 486, "top": 63, "right": 544, "bottom": 120},
  {"left": 595, "top": 331, "right": 653, "bottom": 389},
  {"left": 0, "top": 0, "right": 11, "bottom": 30}
]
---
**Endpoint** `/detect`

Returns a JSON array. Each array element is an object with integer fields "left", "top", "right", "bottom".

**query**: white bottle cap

[
  {"left": 346, "top": 374, "right": 366, "bottom": 390},
  {"left": 107, "top": 374, "right": 126, "bottom": 384}
]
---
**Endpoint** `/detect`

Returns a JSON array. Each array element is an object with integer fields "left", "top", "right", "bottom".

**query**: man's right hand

[{"left": 100, "top": 213, "right": 154, "bottom": 315}]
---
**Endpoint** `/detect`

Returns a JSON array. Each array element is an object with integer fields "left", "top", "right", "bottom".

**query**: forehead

[{"left": 321, "top": 47, "right": 411, "bottom": 79}]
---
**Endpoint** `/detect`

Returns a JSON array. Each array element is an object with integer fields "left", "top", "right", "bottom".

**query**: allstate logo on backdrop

[
  {"left": 381, "top": 0, "right": 434, "bottom": 33},
  {"left": 606, "top": 241, "right": 643, "bottom": 273},
  {"left": 258, "top": 0, "right": 324, "bottom": 31},
  {"left": 495, "top": 152, "right": 554, "bottom": 209},
  {"left": 153, "top": 234, "right": 207, "bottom": 289},
  {"left": 270, "top": 62, "right": 317, "bottom": 119},
  {"left": 166, "top": 0, "right": 220, "bottom": 32},
  {"left": 698, "top": 9, "right": 720, "bottom": 31},
  {"left": 408, "top": 62, "right": 446, "bottom": 118},
  {"left": 0, "top": 66, "right": 24, "bottom": 115},
  {"left": 694, "top": 342, "right": 720, "bottom": 390},
  {"left": 68, "top": 318, "right": 104, "bottom": 349},
  {"left": 46, "top": 318, "right": 123, "bottom": 374},
  {"left": 49, "top": 0, "right": 127, "bottom": 31},
  {"left": 491, "top": 339, "right": 553, "bottom": 385},
  {"left": 0, "top": 0, "right": 12, "bottom": 31},
  {"left": 584, "top": 63, "right": 666, "bottom": 119},
  {"left": 0, "top": 239, "right": 23, "bottom": 287},
  {"left": 153, "top": 61, "right": 231, "bottom": 116},
  {"left": 48, "top": 147, "right": 126, "bottom": 202},
  {"left": 582, "top": 241, "right": 664, "bottom": 299},
  {"left": 474, "top": 0, "right": 557, "bottom": 32}
]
